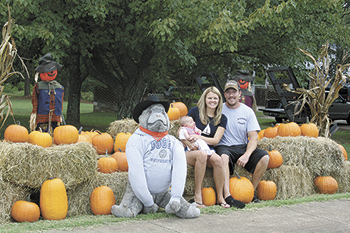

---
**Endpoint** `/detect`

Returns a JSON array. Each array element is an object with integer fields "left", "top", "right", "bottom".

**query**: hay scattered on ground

[
  {"left": 0, "top": 142, "right": 98, "bottom": 190},
  {"left": 67, "top": 172, "right": 128, "bottom": 216},
  {"left": 107, "top": 118, "right": 181, "bottom": 139}
]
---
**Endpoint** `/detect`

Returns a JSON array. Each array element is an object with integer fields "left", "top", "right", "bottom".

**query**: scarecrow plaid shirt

[{"left": 31, "top": 82, "right": 64, "bottom": 124}]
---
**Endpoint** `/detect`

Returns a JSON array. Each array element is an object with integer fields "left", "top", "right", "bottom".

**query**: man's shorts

[{"left": 215, "top": 144, "right": 268, "bottom": 175}]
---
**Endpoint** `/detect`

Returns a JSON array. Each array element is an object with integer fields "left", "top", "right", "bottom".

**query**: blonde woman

[{"left": 181, "top": 86, "right": 245, "bottom": 209}]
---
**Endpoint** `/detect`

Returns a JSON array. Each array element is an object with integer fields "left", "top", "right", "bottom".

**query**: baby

[{"left": 179, "top": 116, "right": 213, "bottom": 156}]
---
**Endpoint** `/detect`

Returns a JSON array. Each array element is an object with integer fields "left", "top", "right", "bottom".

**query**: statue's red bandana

[{"left": 139, "top": 126, "right": 168, "bottom": 141}]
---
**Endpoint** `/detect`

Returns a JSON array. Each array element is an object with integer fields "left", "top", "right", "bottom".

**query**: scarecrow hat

[
  {"left": 133, "top": 95, "right": 170, "bottom": 123},
  {"left": 232, "top": 70, "right": 255, "bottom": 82},
  {"left": 35, "top": 53, "right": 63, "bottom": 73}
]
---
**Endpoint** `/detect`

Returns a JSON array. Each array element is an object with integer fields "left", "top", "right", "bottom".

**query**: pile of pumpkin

[{"left": 195, "top": 120, "right": 348, "bottom": 206}]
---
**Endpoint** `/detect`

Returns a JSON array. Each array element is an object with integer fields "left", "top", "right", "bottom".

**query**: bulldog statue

[{"left": 111, "top": 95, "right": 200, "bottom": 218}]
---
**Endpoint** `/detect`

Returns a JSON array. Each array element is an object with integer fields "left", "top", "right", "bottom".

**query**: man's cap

[
  {"left": 224, "top": 80, "right": 241, "bottom": 91},
  {"left": 133, "top": 95, "right": 170, "bottom": 123}
]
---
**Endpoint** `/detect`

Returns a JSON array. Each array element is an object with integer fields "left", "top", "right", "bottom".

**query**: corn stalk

[
  {"left": 0, "top": 5, "right": 24, "bottom": 130},
  {"left": 286, "top": 42, "right": 349, "bottom": 137}
]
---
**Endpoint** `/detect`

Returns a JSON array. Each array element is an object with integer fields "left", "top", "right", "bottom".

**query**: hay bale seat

[{"left": 0, "top": 118, "right": 349, "bottom": 223}]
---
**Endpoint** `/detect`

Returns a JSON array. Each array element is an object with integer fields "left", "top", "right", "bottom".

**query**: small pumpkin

[
  {"left": 338, "top": 144, "right": 348, "bottom": 161},
  {"left": 172, "top": 102, "right": 188, "bottom": 117},
  {"left": 258, "top": 129, "right": 265, "bottom": 140},
  {"left": 267, "top": 146, "right": 283, "bottom": 169},
  {"left": 263, "top": 126, "right": 278, "bottom": 138},
  {"left": 84, "top": 129, "right": 100, "bottom": 140},
  {"left": 92, "top": 132, "right": 114, "bottom": 155},
  {"left": 277, "top": 122, "right": 301, "bottom": 137},
  {"left": 98, "top": 156, "right": 118, "bottom": 173},
  {"left": 77, "top": 131, "right": 92, "bottom": 143},
  {"left": 229, "top": 171, "right": 254, "bottom": 204},
  {"left": 90, "top": 186, "right": 116, "bottom": 215},
  {"left": 29, "top": 130, "right": 52, "bottom": 148},
  {"left": 11, "top": 198, "right": 40, "bottom": 222},
  {"left": 201, "top": 186, "right": 216, "bottom": 206},
  {"left": 314, "top": 176, "right": 338, "bottom": 194},
  {"left": 167, "top": 104, "right": 181, "bottom": 121},
  {"left": 300, "top": 117, "right": 319, "bottom": 137},
  {"left": 4, "top": 124, "right": 29, "bottom": 143},
  {"left": 28, "top": 131, "right": 40, "bottom": 144},
  {"left": 40, "top": 178, "right": 68, "bottom": 220},
  {"left": 114, "top": 132, "right": 132, "bottom": 152},
  {"left": 257, "top": 180, "right": 277, "bottom": 201},
  {"left": 53, "top": 125, "right": 79, "bottom": 145},
  {"left": 238, "top": 79, "right": 249, "bottom": 89},
  {"left": 111, "top": 150, "right": 128, "bottom": 172}
]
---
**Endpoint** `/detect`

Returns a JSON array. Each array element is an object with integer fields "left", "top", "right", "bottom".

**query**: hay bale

[
  {"left": 331, "top": 161, "right": 350, "bottom": 193},
  {"left": 107, "top": 118, "right": 181, "bottom": 138},
  {"left": 0, "top": 177, "right": 29, "bottom": 223},
  {"left": 67, "top": 171, "right": 128, "bottom": 216},
  {"left": 258, "top": 136, "right": 344, "bottom": 176},
  {"left": 0, "top": 142, "right": 98, "bottom": 189}
]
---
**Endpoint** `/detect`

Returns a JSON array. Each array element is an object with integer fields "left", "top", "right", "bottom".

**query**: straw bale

[
  {"left": 258, "top": 136, "right": 344, "bottom": 177},
  {"left": 0, "top": 177, "right": 30, "bottom": 223},
  {"left": 107, "top": 118, "right": 181, "bottom": 139},
  {"left": 67, "top": 171, "right": 128, "bottom": 216},
  {"left": 0, "top": 141, "right": 98, "bottom": 190},
  {"left": 262, "top": 165, "right": 315, "bottom": 200},
  {"left": 331, "top": 161, "right": 350, "bottom": 193}
]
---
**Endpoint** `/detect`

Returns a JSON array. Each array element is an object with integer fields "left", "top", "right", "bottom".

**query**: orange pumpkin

[
  {"left": 258, "top": 129, "right": 265, "bottom": 140},
  {"left": 53, "top": 125, "right": 79, "bottom": 145},
  {"left": 167, "top": 104, "right": 181, "bottom": 121},
  {"left": 40, "top": 178, "right": 68, "bottom": 220},
  {"left": 29, "top": 131, "right": 52, "bottom": 148},
  {"left": 98, "top": 156, "right": 118, "bottom": 173},
  {"left": 90, "top": 186, "right": 116, "bottom": 215},
  {"left": 77, "top": 132, "right": 92, "bottom": 143},
  {"left": 111, "top": 151, "right": 128, "bottom": 172},
  {"left": 92, "top": 132, "right": 114, "bottom": 154},
  {"left": 201, "top": 186, "right": 216, "bottom": 206},
  {"left": 277, "top": 122, "right": 301, "bottom": 137},
  {"left": 338, "top": 144, "right": 348, "bottom": 161},
  {"left": 172, "top": 102, "right": 188, "bottom": 117},
  {"left": 264, "top": 126, "right": 278, "bottom": 138},
  {"left": 314, "top": 176, "right": 338, "bottom": 194},
  {"left": 257, "top": 180, "right": 277, "bottom": 200},
  {"left": 267, "top": 146, "right": 283, "bottom": 169},
  {"left": 4, "top": 124, "right": 29, "bottom": 143},
  {"left": 300, "top": 118, "right": 319, "bottom": 137},
  {"left": 114, "top": 132, "right": 132, "bottom": 152},
  {"left": 229, "top": 172, "right": 254, "bottom": 204},
  {"left": 84, "top": 129, "right": 100, "bottom": 140},
  {"left": 11, "top": 199, "right": 40, "bottom": 222},
  {"left": 28, "top": 131, "right": 40, "bottom": 144}
]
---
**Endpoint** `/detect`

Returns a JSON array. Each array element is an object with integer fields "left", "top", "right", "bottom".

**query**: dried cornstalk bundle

[
  {"left": 0, "top": 142, "right": 98, "bottom": 190},
  {"left": 67, "top": 171, "right": 128, "bottom": 216}
]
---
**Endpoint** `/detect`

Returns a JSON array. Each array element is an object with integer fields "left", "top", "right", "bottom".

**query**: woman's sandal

[
  {"left": 217, "top": 202, "right": 230, "bottom": 208},
  {"left": 188, "top": 198, "right": 206, "bottom": 208}
]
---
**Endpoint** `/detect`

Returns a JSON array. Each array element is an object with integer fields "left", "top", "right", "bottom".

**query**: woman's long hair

[{"left": 197, "top": 86, "right": 223, "bottom": 126}]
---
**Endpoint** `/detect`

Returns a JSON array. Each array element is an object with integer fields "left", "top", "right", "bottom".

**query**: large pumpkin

[
  {"left": 338, "top": 144, "right": 348, "bottom": 161},
  {"left": 229, "top": 172, "right": 254, "bottom": 204},
  {"left": 111, "top": 151, "right": 128, "bottom": 172},
  {"left": 277, "top": 122, "right": 301, "bottom": 137},
  {"left": 201, "top": 186, "right": 216, "bottom": 206},
  {"left": 92, "top": 132, "right": 114, "bottom": 154},
  {"left": 11, "top": 200, "right": 40, "bottom": 222},
  {"left": 314, "top": 176, "right": 338, "bottom": 194},
  {"left": 257, "top": 180, "right": 277, "bottom": 201},
  {"left": 263, "top": 126, "right": 278, "bottom": 139},
  {"left": 29, "top": 131, "right": 52, "bottom": 148},
  {"left": 4, "top": 124, "right": 29, "bottom": 143},
  {"left": 53, "top": 125, "right": 79, "bottom": 145},
  {"left": 40, "top": 178, "right": 68, "bottom": 220},
  {"left": 114, "top": 132, "right": 132, "bottom": 152},
  {"left": 267, "top": 146, "right": 283, "bottom": 169},
  {"left": 300, "top": 118, "right": 319, "bottom": 137},
  {"left": 167, "top": 104, "right": 181, "bottom": 121},
  {"left": 98, "top": 156, "right": 118, "bottom": 173},
  {"left": 172, "top": 102, "right": 188, "bottom": 117},
  {"left": 90, "top": 186, "right": 116, "bottom": 215}
]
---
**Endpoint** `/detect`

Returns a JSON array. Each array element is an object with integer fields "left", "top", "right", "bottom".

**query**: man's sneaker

[{"left": 251, "top": 194, "right": 260, "bottom": 203}]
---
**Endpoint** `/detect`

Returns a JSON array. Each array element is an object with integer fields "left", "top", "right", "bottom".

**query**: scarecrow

[
  {"left": 30, "top": 53, "right": 64, "bottom": 134},
  {"left": 111, "top": 95, "right": 200, "bottom": 219},
  {"left": 232, "top": 70, "right": 257, "bottom": 110}
]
